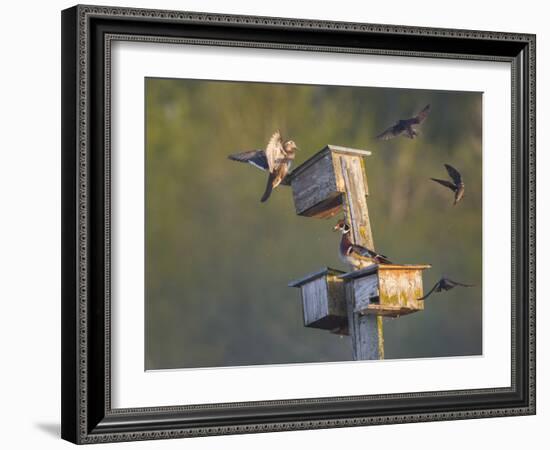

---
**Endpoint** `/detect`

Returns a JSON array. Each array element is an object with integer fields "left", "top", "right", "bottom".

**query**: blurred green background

[{"left": 145, "top": 77, "right": 482, "bottom": 370}]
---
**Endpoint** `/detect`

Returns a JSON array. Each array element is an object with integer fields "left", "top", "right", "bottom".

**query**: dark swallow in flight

[
  {"left": 418, "top": 277, "right": 474, "bottom": 300},
  {"left": 376, "top": 104, "right": 431, "bottom": 140},
  {"left": 430, "top": 163, "right": 465, "bottom": 205},
  {"left": 228, "top": 130, "right": 298, "bottom": 202}
]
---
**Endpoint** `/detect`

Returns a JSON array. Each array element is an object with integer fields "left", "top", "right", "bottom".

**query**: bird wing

[
  {"left": 265, "top": 130, "right": 284, "bottom": 172},
  {"left": 417, "top": 279, "right": 441, "bottom": 300},
  {"left": 430, "top": 178, "right": 456, "bottom": 191},
  {"left": 375, "top": 125, "right": 399, "bottom": 140},
  {"left": 228, "top": 150, "right": 268, "bottom": 171},
  {"left": 411, "top": 104, "right": 431, "bottom": 124},
  {"left": 349, "top": 244, "right": 374, "bottom": 258},
  {"left": 447, "top": 279, "right": 475, "bottom": 288},
  {"left": 444, "top": 164, "right": 463, "bottom": 186},
  {"left": 349, "top": 244, "right": 391, "bottom": 262}
]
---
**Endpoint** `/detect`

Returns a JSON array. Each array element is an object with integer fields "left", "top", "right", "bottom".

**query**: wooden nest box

[
  {"left": 288, "top": 268, "right": 347, "bottom": 332},
  {"left": 285, "top": 145, "right": 372, "bottom": 219},
  {"left": 340, "top": 264, "right": 431, "bottom": 318},
  {"left": 286, "top": 143, "right": 432, "bottom": 359}
]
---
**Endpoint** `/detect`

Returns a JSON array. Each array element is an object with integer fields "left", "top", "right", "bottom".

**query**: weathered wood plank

[
  {"left": 291, "top": 152, "right": 337, "bottom": 216},
  {"left": 298, "top": 192, "right": 342, "bottom": 219},
  {"left": 326, "top": 145, "right": 372, "bottom": 158},
  {"left": 345, "top": 282, "right": 384, "bottom": 360},
  {"left": 326, "top": 277, "right": 346, "bottom": 317},
  {"left": 301, "top": 278, "right": 329, "bottom": 325},
  {"left": 379, "top": 267, "right": 425, "bottom": 313},
  {"left": 336, "top": 155, "right": 374, "bottom": 250},
  {"left": 352, "top": 275, "right": 379, "bottom": 312}
]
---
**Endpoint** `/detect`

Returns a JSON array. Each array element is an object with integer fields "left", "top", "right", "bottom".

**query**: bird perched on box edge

[
  {"left": 376, "top": 104, "right": 431, "bottom": 140},
  {"left": 430, "top": 163, "right": 465, "bottom": 205},
  {"left": 228, "top": 130, "right": 298, "bottom": 202},
  {"left": 333, "top": 219, "right": 392, "bottom": 268},
  {"left": 418, "top": 277, "right": 474, "bottom": 300}
]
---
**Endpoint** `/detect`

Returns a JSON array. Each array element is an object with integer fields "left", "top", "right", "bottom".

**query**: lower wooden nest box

[
  {"left": 340, "top": 264, "right": 431, "bottom": 318},
  {"left": 288, "top": 268, "right": 347, "bottom": 332},
  {"left": 289, "top": 264, "right": 431, "bottom": 331}
]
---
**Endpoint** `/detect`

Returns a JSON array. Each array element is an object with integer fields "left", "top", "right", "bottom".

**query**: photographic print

[
  {"left": 62, "top": 6, "right": 535, "bottom": 443},
  {"left": 145, "top": 78, "right": 482, "bottom": 370}
]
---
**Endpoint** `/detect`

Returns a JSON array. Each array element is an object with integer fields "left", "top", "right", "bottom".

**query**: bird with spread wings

[
  {"left": 430, "top": 163, "right": 465, "bottom": 205},
  {"left": 418, "top": 277, "right": 474, "bottom": 300},
  {"left": 228, "top": 130, "right": 298, "bottom": 202},
  {"left": 376, "top": 104, "right": 431, "bottom": 140}
]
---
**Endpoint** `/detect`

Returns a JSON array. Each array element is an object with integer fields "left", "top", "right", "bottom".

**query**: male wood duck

[
  {"left": 376, "top": 104, "right": 430, "bottom": 140},
  {"left": 333, "top": 219, "right": 392, "bottom": 268},
  {"left": 228, "top": 130, "right": 298, "bottom": 202},
  {"left": 430, "top": 163, "right": 465, "bottom": 205}
]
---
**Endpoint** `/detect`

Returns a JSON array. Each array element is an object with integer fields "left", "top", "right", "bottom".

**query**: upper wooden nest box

[
  {"left": 285, "top": 145, "right": 372, "bottom": 218},
  {"left": 288, "top": 267, "right": 346, "bottom": 331},
  {"left": 340, "top": 264, "right": 431, "bottom": 318}
]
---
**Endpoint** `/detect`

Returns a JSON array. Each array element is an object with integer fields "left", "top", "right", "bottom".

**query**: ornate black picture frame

[{"left": 61, "top": 4, "right": 536, "bottom": 444}]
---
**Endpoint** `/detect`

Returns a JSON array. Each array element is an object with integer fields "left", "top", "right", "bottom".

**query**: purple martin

[
  {"left": 376, "top": 104, "right": 431, "bottom": 140},
  {"left": 431, "top": 163, "right": 465, "bottom": 205},
  {"left": 418, "top": 277, "right": 474, "bottom": 300}
]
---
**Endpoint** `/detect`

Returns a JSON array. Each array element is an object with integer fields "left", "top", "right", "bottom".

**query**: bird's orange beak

[{"left": 333, "top": 224, "right": 340, "bottom": 232}]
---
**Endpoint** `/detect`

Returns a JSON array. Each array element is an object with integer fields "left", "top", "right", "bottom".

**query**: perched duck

[
  {"left": 376, "top": 104, "right": 431, "bottom": 140},
  {"left": 418, "top": 277, "right": 474, "bottom": 300},
  {"left": 333, "top": 219, "right": 392, "bottom": 268},
  {"left": 228, "top": 130, "right": 298, "bottom": 202},
  {"left": 430, "top": 163, "right": 465, "bottom": 205}
]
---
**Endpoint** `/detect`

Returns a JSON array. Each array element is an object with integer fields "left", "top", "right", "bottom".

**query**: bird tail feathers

[
  {"left": 377, "top": 255, "right": 392, "bottom": 264},
  {"left": 260, "top": 173, "right": 275, "bottom": 203}
]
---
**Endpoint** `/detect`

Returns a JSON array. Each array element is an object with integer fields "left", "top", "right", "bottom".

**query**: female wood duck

[
  {"left": 333, "top": 219, "right": 392, "bottom": 268},
  {"left": 228, "top": 130, "right": 298, "bottom": 202}
]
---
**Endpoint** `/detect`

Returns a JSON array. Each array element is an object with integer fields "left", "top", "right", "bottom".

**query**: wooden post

[
  {"left": 346, "top": 294, "right": 385, "bottom": 360},
  {"left": 333, "top": 153, "right": 375, "bottom": 250},
  {"left": 336, "top": 154, "right": 383, "bottom": 360}
]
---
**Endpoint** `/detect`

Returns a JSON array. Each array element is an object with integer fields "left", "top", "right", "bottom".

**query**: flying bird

[
  {"left": 430, "top": 163, "right": 465, "bottom": 205},
  {"left": 333, "top": 219, "right": 392, "bottom": 268},
  {"left": 228, "top": 130, "right": 298, "bottom": 202},
  {"left": 376, "top": 104, "right": 431, "bottom": 140},
  {"left": 418, "top": 277, "right": 474, "bottom": 300}
]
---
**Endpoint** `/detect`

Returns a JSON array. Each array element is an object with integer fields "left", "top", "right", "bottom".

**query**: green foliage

[{"left": 145, "top": 77, "right": 482, "bottom": 369}]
